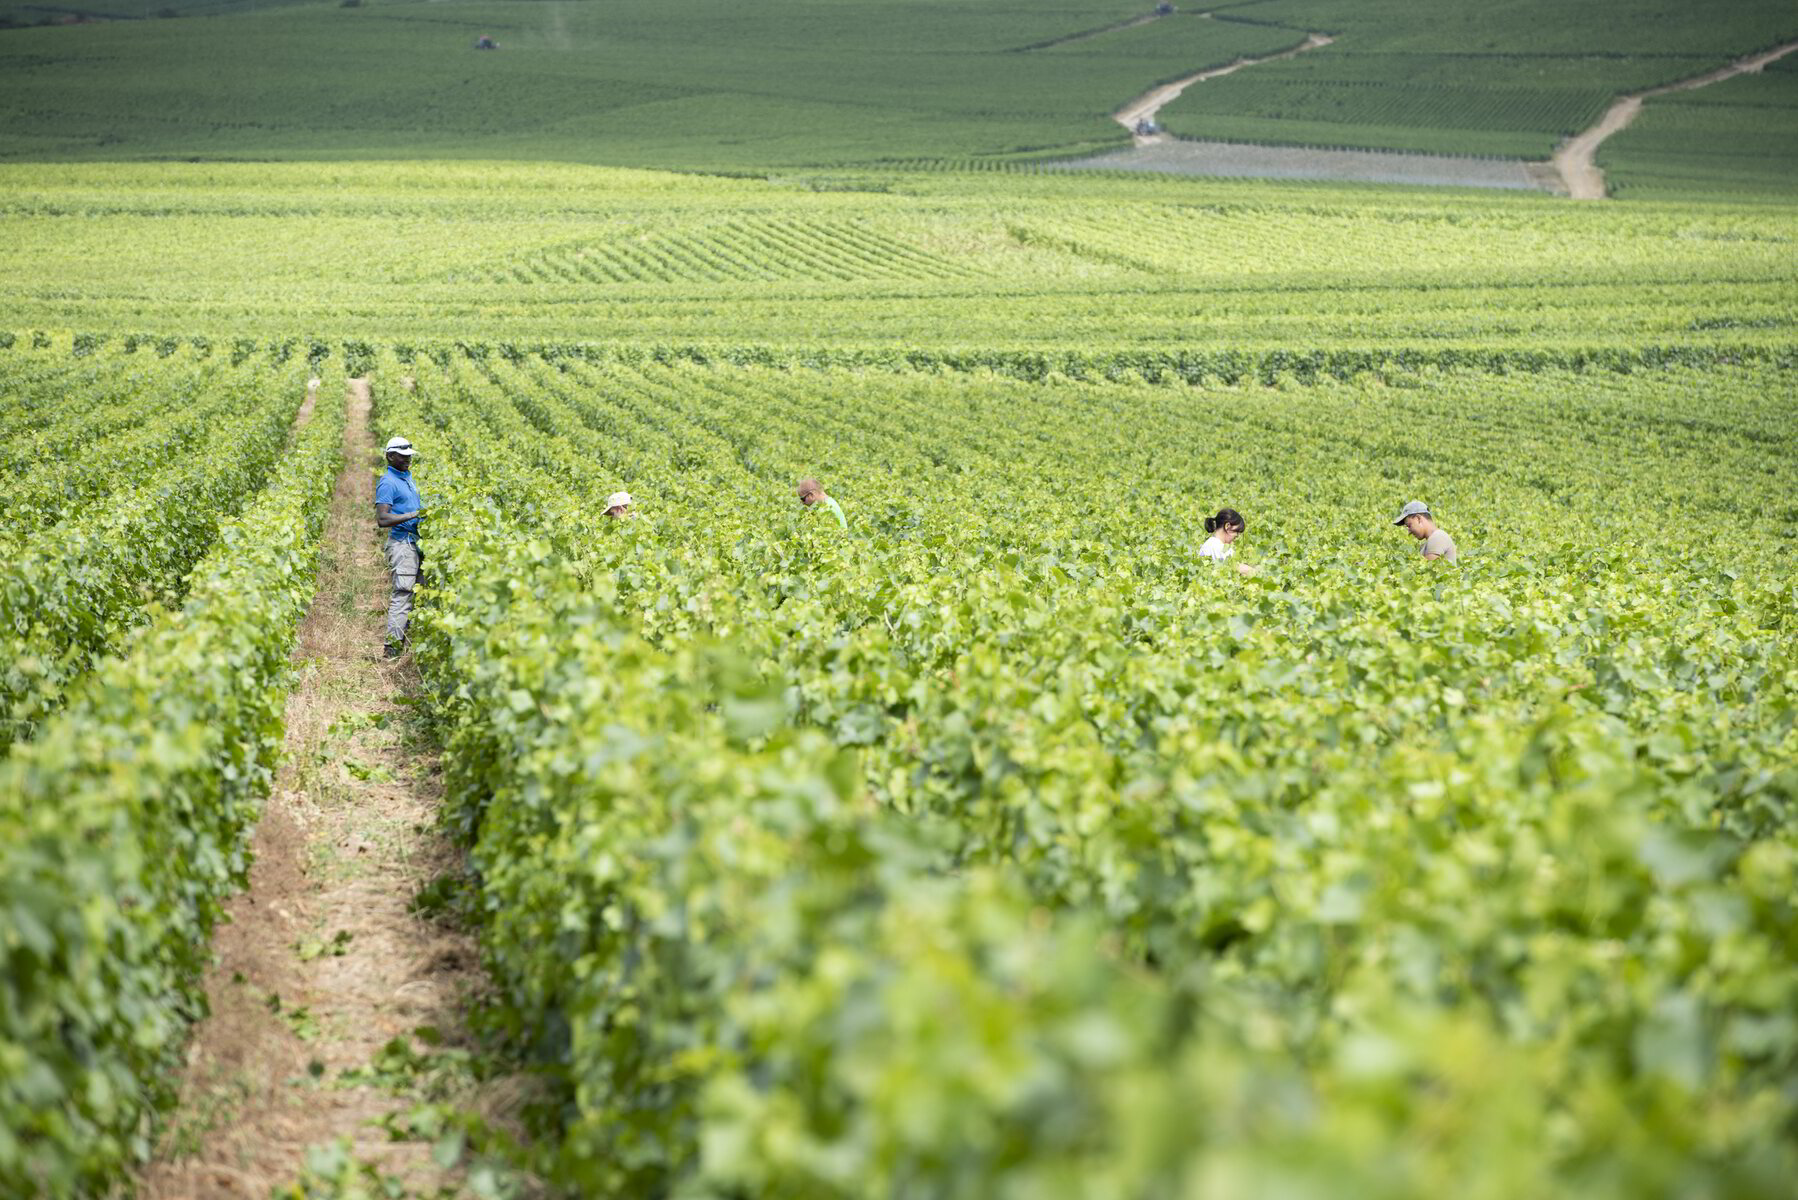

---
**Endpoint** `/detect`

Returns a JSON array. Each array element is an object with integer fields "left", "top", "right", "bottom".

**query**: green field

[
  {"left": 2, "top": 162, "right": 1795, "bottom": 348},
  {"left": 383, "top": 346, "right": 1798, "bottom": 1199},
  {"left": 4, "top": 329, "right": 1796, "bottom": 1198},
  {"left": 0, "top": 344, "right": 310, "bottom": 747},
  {"left": 0, "top": 0, "right": 1288, "bottom": 168},
  {"left": 1158, "top": 0, "right": 1798, "bottom": 164},
  {"left": 3, "top": 1, "right": 1798, "bottom": 1196},
  {"left": 2, "top": 0, "right": 1795, "bottom": 192},
  {"left": 1602, "top": 52, "right": 1798, "bottom": 199},
  {"left": 1, "top": 344, "right": 341, "bottom": 1195}
]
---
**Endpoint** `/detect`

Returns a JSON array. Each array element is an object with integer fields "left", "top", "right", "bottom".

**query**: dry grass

[{"left": 138, "top": 379, "right": 487, "bottom": 1200}]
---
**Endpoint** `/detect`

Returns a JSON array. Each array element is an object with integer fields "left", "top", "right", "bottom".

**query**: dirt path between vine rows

[
  {"left": 138, "top": 377, "right": 482, "bottom": 1199},
  {"left": 295, "top": 375, "right": 320, "bottom": 428},
  {"left": 1113, "top": 32, "right": 1334, "bottom": 141},
  {"left": 1552, "top": 38, "right": 1798, "bottom": 198}
]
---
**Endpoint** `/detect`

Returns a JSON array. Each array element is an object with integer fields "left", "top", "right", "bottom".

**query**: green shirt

[{"left": 818, "top": 494, "right": 847, "bottom": 530}]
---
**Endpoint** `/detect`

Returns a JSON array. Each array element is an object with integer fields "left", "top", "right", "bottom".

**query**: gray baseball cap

[{"left": 1393, "top": 500, "right": 1430, "bottom": 525}]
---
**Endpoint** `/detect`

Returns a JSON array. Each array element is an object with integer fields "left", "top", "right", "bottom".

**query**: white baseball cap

[
  {"left": 606, "top": 491, "right": 633, "bottom": 509},
  {"left": 384, "top": 436, "right": 416, "bottom": 457}
]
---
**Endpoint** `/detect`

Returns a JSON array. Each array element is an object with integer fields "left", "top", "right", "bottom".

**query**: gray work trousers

[{"left": 385, "top": 539, "right": 420, "bottom": 646}]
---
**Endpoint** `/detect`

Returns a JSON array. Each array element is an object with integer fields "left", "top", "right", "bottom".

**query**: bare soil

[
  {"left": 1065, "top": 138, "right": 1551, "bottom": 190},
  {"left": 294, "top": 377, "right": 320, "bottom": 429},
  {"left": 137, "top": 378, "right": 483, "bottom": 1199},
  {"left": 1552, "top": 38, "right": 1798, "bottom": 199}
]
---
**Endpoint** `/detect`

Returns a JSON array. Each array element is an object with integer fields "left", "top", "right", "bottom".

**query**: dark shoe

[{"left": 384, "top": 642, "right": 404, "bottom": 659}]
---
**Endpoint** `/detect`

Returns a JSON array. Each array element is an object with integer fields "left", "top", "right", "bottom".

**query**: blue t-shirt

[{"left": 375, "top": 466, "right": 422, "bottom": 542}]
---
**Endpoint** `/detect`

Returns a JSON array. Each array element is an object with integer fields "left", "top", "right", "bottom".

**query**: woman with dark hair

[
  {"left": 1200, "top": 507, "right": 1255, "bottom": 575},
  {"left": 1200, "top": 508, "right": 1244, "bottom": 560}
]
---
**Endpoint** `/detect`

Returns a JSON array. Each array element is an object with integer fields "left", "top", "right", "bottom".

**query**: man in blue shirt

[{"left": 374, "top": 436, "right": 426, "bottom": 658}]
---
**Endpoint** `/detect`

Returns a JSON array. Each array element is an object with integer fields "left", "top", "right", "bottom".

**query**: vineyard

[
  {"left": 1152, "top": 0, "right": 1798, "bottom": 167},
  {"left": 1, "top": 326, "right": 1792, "bottom": 1196},
  {"left": 3, "top": 162, "right": 1796, "bottom": 348},
  {"left": 1599, "top": 51, "right": 1798, "bottom": 199},
  {"left": 1, "top": 342, "right": 340, "bottom": 1194},
  {"left": 2, "top": 1, "right": 1797, "bottom": 1193},
  {"left": 373, "top": 348, "right": 1794, "bottom": 1196},
  {"left": 0, "top": 344, "right": 313, "bottom": 747},
  {"left": 478, "top": 217, "right": 975, "bottom": 287},
  {"left": 2, "top": 0, "right": 1795, "bottom": 193}
]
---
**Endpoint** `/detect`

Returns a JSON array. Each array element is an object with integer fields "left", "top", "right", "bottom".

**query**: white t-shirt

[{"left": 1199, "top": 535, "right": 1233, "bottom": 562}]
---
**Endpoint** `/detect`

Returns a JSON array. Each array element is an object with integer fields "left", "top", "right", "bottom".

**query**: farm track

[
  {"left": 138, "top": 378, "right": 482, "bottom": 1199},
  {"left": 1552, "top": 38, "right": 1798, "bottom": 198},
  {"left": 1112, "top": 32, "right": 1335, "bottom": 140}
]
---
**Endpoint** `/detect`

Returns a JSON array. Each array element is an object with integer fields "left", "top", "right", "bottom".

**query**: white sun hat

[
  {"left": 384, "top": 436, "right": 417, "bottom": 457},
  {"left": 606, "top": 491, "right": 633, "bottom": 509}
]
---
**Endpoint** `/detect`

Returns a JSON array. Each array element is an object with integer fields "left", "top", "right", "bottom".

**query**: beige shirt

[{"left": 1421, "top": 529, "right": 1458, "bottom": 562}]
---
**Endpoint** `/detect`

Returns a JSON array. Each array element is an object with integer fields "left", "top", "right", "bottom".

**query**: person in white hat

[
  {"left": 1394, "top": 500, "right": 1457, "bottom": 562},
  {"left": 604, "top": 491, "right": 634, "bottom": 519},
  {"left": 375, "top": 436, "right": 427, "bottom": 657}
]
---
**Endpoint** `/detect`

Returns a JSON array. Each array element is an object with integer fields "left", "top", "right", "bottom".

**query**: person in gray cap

[
  {"left": 375, "top": 435, "right": 427, "bottom": 657},
  {"left": 1395, "top": 501, "right": 1457, "bottom": 562}
]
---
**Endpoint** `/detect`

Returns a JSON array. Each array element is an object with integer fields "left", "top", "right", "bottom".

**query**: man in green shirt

[{"left": 797, "top": 477, "right": 847, "bottom": 529}]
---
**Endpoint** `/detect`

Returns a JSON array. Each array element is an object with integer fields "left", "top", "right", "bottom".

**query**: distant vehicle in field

[
  {"left": 475, "top": 35, "right": 497, "bottom": 50},
  {"left": 1156, "top": 3, "right": 1176, "bottom": 14},
  {"left": 1134, "top": 118, "right": 1162, "bottom": 136}
]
